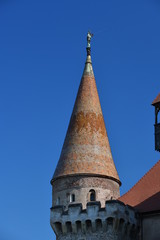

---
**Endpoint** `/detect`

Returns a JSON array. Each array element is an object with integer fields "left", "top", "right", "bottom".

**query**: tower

[
  {"left": 50, "top": 33, "right": 139, "bottom": 240},
  {"left": 152, "top": 94, "right": 160, "bottom": 152}
]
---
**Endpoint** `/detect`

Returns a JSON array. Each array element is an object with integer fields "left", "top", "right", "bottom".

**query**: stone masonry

[
  {"left": 50, "top": 200, "right": 139, "bottom": 240},
  {"left": 52, "top": 176, "right": 120, "bottom": 209}
]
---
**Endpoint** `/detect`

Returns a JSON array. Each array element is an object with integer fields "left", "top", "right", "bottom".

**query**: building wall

[
  {"left": 142, "top": 213, "right": 160, "bottom": 240},
  {"left": 52, "top": 175, "right": 120, "bottom": 209}
]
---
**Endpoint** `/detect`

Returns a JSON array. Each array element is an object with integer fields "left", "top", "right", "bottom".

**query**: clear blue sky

[{"left": 0, "top": 0, "right": 160, "bottom": 239}]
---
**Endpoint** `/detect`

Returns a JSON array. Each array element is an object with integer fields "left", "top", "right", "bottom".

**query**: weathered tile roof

[
  {"left": 152, "top": 93, "right": 160, "bottom": 106},
  {"left": 119, "top": 160, "right": 160, "bottom": 212},
  {"left": 51, "top": 55, "right": 120, "bottom": 185}
]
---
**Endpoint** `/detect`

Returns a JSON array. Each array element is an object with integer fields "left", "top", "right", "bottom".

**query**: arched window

[
  {"left": 89, "top": 189, "right": 96, "bottom": 201},
  {"left": 70, "top": 194, "right": 75, "bottom": 202}
]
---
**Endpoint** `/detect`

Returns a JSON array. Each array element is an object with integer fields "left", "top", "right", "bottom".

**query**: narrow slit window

[
  {"left": 56, "top": 197, "right": 60, "bottom": 205},
  {"left": 72, "top": 194, "right": 75, "bottom": 202},
  {"left": 89, "top": 189, "right": 96, "bottom": 201},
  {"left": 70, "top": 194, "right": 75, "bottom": 202}
]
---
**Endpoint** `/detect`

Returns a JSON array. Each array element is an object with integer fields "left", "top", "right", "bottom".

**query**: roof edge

[
  {"left": 152, "top": 93, "right": 160, "bottom": 106},
  {"left": 51, "top": 173, "right": 121, "bottom": 186},
  {"left": 119, "top": 160, "right": 160, "bottom": 200},
  {"left": 140, "top": 210, "right": 160, "bottom": 216}
]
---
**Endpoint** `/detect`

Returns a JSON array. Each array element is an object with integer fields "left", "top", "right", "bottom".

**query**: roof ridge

[{"left": 120, "top": 160, "right": 160, "bottom": 199}]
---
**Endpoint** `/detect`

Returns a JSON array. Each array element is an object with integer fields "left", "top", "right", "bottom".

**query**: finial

[{"left": 87, "top": 31, "right": 93, "bottom": 56}]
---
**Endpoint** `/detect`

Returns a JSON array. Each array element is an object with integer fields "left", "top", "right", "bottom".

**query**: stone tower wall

[
  {"left": 50, "top": 200, "right": 139, "bottom": 240},
  {"left": 52, "top": 176, "right": 120, "bottom": 209}
]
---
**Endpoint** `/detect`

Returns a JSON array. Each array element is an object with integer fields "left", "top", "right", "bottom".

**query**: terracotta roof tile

[
  {"left": 152, "top": 93, "right": 160, "bottom": 106},
  {"left": 119, "top": 160, "right": 160, "bottom": 212},
  {"left": 51, "top": 55, "right": 120, "bottom": 185}
]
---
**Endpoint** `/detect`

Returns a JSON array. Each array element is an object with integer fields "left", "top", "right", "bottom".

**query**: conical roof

[
  {"left": 52, "top": 35, "right": 120, "bottom": 185},
  {"left": 152, "top": 93, "right": 160, "bottom": 106}
]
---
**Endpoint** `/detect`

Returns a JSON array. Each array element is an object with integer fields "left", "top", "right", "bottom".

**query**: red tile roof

[
  {"left": 152, "top": 93, "right": 160, "bottom": 106},
  {"left": 119, "top": 160, "right": 160, "bottom": 212}
]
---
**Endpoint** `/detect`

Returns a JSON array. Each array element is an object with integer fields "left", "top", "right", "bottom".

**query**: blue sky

[{"left": 0, "top": 0, "right": 160, "bottom": 240}]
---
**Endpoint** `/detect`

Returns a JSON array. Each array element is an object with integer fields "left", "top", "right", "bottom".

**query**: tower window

[
  {"left": 70, "top": 194, "right": 75, "bottom": 202},
  {"left": 56, "top": 197, "right": 60, "bottom": 205},
  {"left": 89, "top": 189, "right": 96, "bottom": 201}
]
